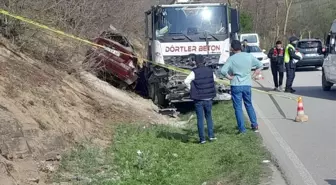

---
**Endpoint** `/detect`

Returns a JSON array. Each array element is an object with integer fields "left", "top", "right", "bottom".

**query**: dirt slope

[{"left": 0, "top": 37, "right": 171, "bottom": 185}]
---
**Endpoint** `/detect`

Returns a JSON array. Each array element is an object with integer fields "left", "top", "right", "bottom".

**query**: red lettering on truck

[{"left": 165, "top": 45, "right": 220, "bottom": 53}]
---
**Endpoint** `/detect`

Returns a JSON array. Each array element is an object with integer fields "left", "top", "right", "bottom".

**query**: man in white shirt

[{"left": 184, "top": 54, "right": 217, "bottom": 144}]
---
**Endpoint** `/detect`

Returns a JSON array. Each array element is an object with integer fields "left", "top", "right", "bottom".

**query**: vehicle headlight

[{"left": 263, "top": 56, "right": 268, "bottom": 60}]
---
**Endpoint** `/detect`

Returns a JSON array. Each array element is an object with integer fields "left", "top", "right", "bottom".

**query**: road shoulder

[{"left": 252, "top": 73, "right": 319, "bottom": 185}]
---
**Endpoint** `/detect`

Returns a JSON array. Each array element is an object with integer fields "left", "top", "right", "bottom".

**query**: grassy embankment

[{"left": 54, "top": 102, "right": 269, "bottom": 185}]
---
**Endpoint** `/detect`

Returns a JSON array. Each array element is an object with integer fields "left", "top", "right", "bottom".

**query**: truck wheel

[
  {"left": 149, "top": 83, "right": 155, "bottom": 101},
  {"left": 153, "top": 83, "right": 168, "bottom": 107},
  {"left": 322, "top": 69, "right": 333, "bottom": 91}
]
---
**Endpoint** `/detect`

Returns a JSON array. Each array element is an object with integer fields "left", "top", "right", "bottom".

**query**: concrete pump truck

[{"left": 144, "top": 0, "right": 240, "bottom": 107}]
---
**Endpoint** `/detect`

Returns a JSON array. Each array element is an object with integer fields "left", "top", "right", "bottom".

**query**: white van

[{"left": 239, "top": 33, "right": 260, "bottom": 47}]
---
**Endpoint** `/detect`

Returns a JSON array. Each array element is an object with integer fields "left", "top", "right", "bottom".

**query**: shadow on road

[
  {"left": 293, "top": 86, "right": 336, "bottom": 101},
  {"left": 295, "top": 67, "right": 322, "bottom": 72},
  {"left": 253, "top": 86, "right": 274, "bottom": 92},
  {"left": 325, "top": 179, "right": 336, "bottom": 185},
  {"left": 252, "top": 85, "right": 336, "bottom": 101}
]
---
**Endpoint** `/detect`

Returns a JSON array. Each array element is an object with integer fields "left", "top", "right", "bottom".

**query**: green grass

[{"left": 54, "top": 102, "right": 269, "bottom": 185}]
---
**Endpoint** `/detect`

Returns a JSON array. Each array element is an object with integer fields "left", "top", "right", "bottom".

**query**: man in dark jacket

[
  {"left": 184, "top": 54, "right": 217, "bottom": 144},
  {"left": 242, "top": 39, "right": 251, "bottom": 53},
  {"left": 268, "top": 41, "right": 285, "bottom": 91},
  {"left": 284, "top": 36, "right": 302, "bottom": 93}
]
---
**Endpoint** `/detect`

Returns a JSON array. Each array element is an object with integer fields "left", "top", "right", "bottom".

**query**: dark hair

[
  {"left": 243, "top": 39, "right": 248, "bottom": 42},
  {"left": 276, "top": 41, "right": 282, "bottom": 45},
  {"left": 195, "top": 55, "right": 204, "bottom": 67},
  {"left": 189, "top": 54, "right": 204, "bottom": 67},
  {"left": 231, "top": 40, "right": 242, "bottom": 51}
]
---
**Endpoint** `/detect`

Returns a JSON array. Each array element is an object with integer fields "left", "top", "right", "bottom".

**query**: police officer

[
  {"left": 268, "top": 41, "right": 285, "bottom": 91},
  {"left": 284, "top": 36, "right": 302, "bottom": 93}
]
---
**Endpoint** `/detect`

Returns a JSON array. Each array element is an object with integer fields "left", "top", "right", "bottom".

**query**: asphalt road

[{"left": 252, "top": 67, "right": 336, "bottom": 185}]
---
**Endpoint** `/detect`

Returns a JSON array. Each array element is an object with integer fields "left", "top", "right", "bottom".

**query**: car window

[
  {"left": 241, "top": 35, "right": 258, "bottom": 43},
  {"left": 297, "top": 41, "right": 321, "bottom": 49},
  {"left": 248, "top": 46, "right": 262, "bottom": 52}
]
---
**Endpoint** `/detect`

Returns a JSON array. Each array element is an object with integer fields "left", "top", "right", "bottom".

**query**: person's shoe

[
  {"left": 200, "top": 140, "right": 206, "bottom": 144},
  {"left": 209, "top": 137, "right": 217, "bottom": 142},
  {"left": 252, "top": 126, "right": 259, "bottom": 133},
  {"left": 279, "top": 86, "right": 284, "bottom": 91},
  {"left": 284, "top": 88, "right": 295, "bottom": 93},
  {"left": 285, "top": 89, "right": 293, "bottom": 93}
]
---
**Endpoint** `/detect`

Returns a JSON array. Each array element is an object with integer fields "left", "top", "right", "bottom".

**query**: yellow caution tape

[
  {"left": 0, "top": 9, "right": 193, "bottom": 72},
  {"left": 0, "top": 9, "right": 298, "bottom": 101}
]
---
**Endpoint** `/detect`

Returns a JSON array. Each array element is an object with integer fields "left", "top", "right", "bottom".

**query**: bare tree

[
  {"left": 283, "top": 0, "right": 294, "bottom": 36},
  {"left": 275, "top": 1, "right": 280, "bottom": 41}
]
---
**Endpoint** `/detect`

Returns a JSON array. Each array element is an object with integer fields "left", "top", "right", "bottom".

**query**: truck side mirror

[
  {"left": 230, "top": 8, "right": 240, "bottom": 33},
  {"left": 145, "top": 11, "right": 152, "bottom": 40}
]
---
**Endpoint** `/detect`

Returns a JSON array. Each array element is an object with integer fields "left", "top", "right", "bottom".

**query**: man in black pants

[
  {"left": 284, "top": 36, "right": 302, "bottom": 93},
  {"left": 268, "top": 41, "right": 285, "bottom": 91}
]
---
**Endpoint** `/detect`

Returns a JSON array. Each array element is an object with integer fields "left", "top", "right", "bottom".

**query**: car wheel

[
  {"left": 322, "top": 69, "right": 333, "bottom": 91},
  {"left": 263, "top": 67, "right": 269, "bottom": 70}
]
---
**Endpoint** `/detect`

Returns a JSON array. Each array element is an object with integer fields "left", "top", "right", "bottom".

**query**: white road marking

[{"left": 254, "top": 103, "right": 318, "bottom": 185}]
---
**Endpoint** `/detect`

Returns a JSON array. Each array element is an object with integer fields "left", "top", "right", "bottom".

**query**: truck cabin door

[{"left": 145, "top": 10, "right": 153, "bottom": 40}]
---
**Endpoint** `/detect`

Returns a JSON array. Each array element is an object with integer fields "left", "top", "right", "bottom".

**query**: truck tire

[
  {"left": 153, "top": 83, "right": 168, "bottom": 107},
  {"left": 149, "top": 82, "right": 155, "bottom": 101},
  {"left": 322, "top": 69, "right": 333, "bottom": 91}
]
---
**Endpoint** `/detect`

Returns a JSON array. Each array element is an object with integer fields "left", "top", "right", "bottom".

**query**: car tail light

[{"left": 322, "top": 47, "right": 326, "bottom": 52}]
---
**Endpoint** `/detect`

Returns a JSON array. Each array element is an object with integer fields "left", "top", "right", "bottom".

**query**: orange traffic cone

[{"left": 295, "top": 96, "right": 308, "bottom": 122}]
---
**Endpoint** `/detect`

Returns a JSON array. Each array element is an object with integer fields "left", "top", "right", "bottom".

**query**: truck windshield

[{"left": 155, "top": 6, "right": 227, "bottom": 38}]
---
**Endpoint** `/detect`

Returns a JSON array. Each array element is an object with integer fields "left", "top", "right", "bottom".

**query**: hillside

[{"left": 0, "top": 36, "right": 172, "bottom": 185}]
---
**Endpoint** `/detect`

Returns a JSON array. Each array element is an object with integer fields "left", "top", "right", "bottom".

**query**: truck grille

[{"left": 163, "top": 55, "right": 221, "bottom": 69}]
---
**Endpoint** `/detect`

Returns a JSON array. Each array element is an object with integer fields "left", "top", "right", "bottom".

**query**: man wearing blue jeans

[
  {"left": 184, "top": 54, "right": 217, "bottom": 144},
  {"left": 221, "top": 40, "right": 263, "bottom": 133}
]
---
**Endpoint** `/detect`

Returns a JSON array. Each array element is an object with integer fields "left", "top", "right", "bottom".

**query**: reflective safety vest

[{"left": 284, "top": 44, "right": 295, "bottom": 63}]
